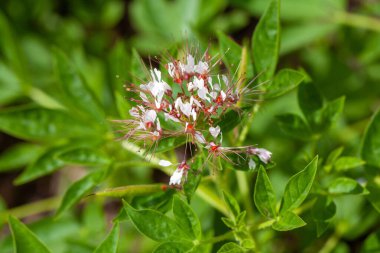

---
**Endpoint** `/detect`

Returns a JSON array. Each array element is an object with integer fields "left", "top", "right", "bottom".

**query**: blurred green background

[{"left": 1, "top": 0, "right": 380, "bottom": 252}]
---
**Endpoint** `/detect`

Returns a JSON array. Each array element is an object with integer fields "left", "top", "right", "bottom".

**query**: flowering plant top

[{"left": 115, "top": 49, "right": 272, "bottom": 185}]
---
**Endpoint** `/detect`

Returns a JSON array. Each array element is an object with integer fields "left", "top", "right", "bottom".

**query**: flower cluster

[{"left": 117, "top": 50, "right": 271, "bottom": 185}]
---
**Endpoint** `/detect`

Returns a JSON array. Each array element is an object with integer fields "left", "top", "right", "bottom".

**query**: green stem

[
  {"left": 319, "top": 231, "right": 341, "bottom": 253},
  {"left": 0, "top": 197, "right": 61, "bottom": 223},
  {"left": 333, "top": 11, "right": 380, "bottom": 33},
  {"left": 200, "top": 230, "right": 235, "bottom": 244},
  {"left": 236, "top": 170, "right": 254, "bottom": 221}
]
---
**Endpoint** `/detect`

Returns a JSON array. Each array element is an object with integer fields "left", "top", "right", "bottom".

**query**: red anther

[
  {"left": 145, "top": 121, "right": 153, "bottom": 129},
  {"left": 216, "top": 96, "right": 223, "bottom": 104},
  {"left": 161, "top": 184, "right": 168, "bottom": 191},
  {"left": 174, "top": 78, "right": 182, "bottom": 84}
]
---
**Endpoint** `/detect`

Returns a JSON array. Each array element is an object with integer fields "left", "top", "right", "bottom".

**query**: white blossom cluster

[{"left": 116, "top": 50, "right": 271, "bottom": 185}]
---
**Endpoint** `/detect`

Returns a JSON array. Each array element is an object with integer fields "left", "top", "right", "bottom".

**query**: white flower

[
  {"left": 194, "top": 131, "right": 206, "bottom": 144},
  {"left": 249, "top": 159, "right": 256, "bottom": 170},
  {"left": 167, "top": 62, "right": 175, "bottom": 77},
  {"left": 144, "top": 110, "right": 157, "bottom": 124},
  {"left": 183, "top": 54, "right": 195, "bottom": 73},
  {"left": 129, "top": 107, "right": 140, "bottom": 118},
  {"left": 164, "top": 113, "right": 180, "bottom": 122},
  {"left": 209, "top": 126, "right": 221, "bottom": 138},
  {"left": 249, "top": 148, "right": 272, "bottom": 164},
  {"left": 194, "top": 61, "right": 209, "bottom": 74},
  {"left": 169, "top": 168, "right": 184, "bottom": 185},
  {"left": 159, "top": 160, "right": 172, "bottom": 167},
  {"left": 175, "top": 97, "right": 192, "bottom": 117}
]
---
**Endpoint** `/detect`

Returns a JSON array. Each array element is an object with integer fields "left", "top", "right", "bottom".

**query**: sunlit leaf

[
  {"left": 54, "top": 49, "right": 105, "bottom": 122},
  {"left": 254, "top": 166, "right": 277, "bottom": 218},
  {"left": 217, "top": 242, "right": 245, "bottom": 253},
  {"left": 93, "top": 223, "right": 119, "bottom": 253},
  {"left": 56, "top": 170, "right": 106, "bottom": 218},
  {"left": 0, "top": 144, "right": 44, "bottom": 172},
  {"left": 8, "top": 216, "right": 52, "bottom": 253},
  {"left": 251, "top": 0, "right": 280, "bottom": 81},
  {"left": 172, "top": 196, "right": 202, "bottom": 240},
  {"left": 361, "top": 109, "right": 380, "bottom": 168},
  {"left": 124, "top": 201, "right": 188, "bottom": 242},
  {"left": 272, "top": 211, "right": 306, "bottom": 231},
  {"left": 153, "top": 241, "right": 193, "bottom": 253},
  {"left": 0, "top": 106, "right": 94, "bottom": 142},
  {"left": 280, "top": 156, "right": 318, "bottom": 213},
  {"left": 264, "top": 69, "right": 304, "bottom": 99}
]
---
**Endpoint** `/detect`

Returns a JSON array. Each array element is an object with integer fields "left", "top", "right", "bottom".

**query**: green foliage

[
  {"left": 8, "top": 216, "right": 52, "bottom": 253},
  {"left": 93, "top": 223, "right": 119, "bottom": 253},
  {"left": 280, "top": 156, "right": 318, "bottom": 213},
  {"left": 254, "top": 166, "right": 277, "bottom": 218},
  {"left": 1, "top": 0, "right": 380, "bottom": 252},
  {"left": 251, "top": 0, "right": 280, "bottom": 81}
]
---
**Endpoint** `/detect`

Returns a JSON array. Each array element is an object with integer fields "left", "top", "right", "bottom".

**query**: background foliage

[{"left": 0, "top": 0, "right": 380, "bottom": 252}]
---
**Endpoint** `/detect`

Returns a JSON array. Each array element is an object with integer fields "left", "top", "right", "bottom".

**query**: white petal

[
  {"left": 194, "top": 131, "right": 206, "bottom": 144},
  {"left": 256, "top": 148, "right": 272, "bottom": 164},
  {"left": 156, "top": 118, "right": 161, "bottom": 131},
  {"left": 167, "top": 62, "right": 175, "bottom": 77},
  {"left": 164, "top": 113, "right": 180, "bottom": 122},
  {"left": 169, "top": 168, "right": 183, "bottom": 185},
  {"left": 129, "top": 107, "right": 140, "bottom": 118},
  {"left": 191, "top": 108, "right": 197, "bottom": 121},
  {"left": 220, "top": 90, "right": 226, "bottom": 101},
  {"left": 249, "top": 159, "right": 256, "bottom": 170},
  {"left": 159, "top": 160, "right": 172, "bottom": 167},
  {"left": 209, "top": 126, "right": 221, "bottom": 138},
  {"left": 140, "top": 92, "right": 149, "bottom": 103},
  {"left": 144, "top": 110, "right": 157, "bottom": 123},
  {"left": 180, "top": 102, "right": 192, "bottom": 117}
]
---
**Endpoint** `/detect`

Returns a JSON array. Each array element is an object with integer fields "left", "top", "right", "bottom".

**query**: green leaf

[
  {"left": 54, "top": 49, "right": 105, "bottom": 122},
  {"left": 217, "top": 242, "right": 245, "bottom": 253},
  {"left": 172, "top": 196, "right": 202, "bottom": 240},
  {"left": 0, "top": 61, "right": 23, "bottom": 105},
  {"left": 251, "top": 0, "right": 280, "bottom": 81},
  {"left": 361, "top": 231, "right": 380, "bottom": 253},
  {"left": 361, "top": 109, "right": 380, "bottom": 168},
  {"left": 311, "top": 196, "right": 336, "bottom": 237},
  {"left": 56, "top": 170, "right": 105, "bottom": 218},
  {"left": 8, "top": 216, "right": 52, "bottom": 253},
  {"left": 15, "top": 146, "right": 68, "bottom": 185},
  {"left": 93, "top": 223, "right": 119, "bottom": 253},
  {"left": 153, "top": 241, "right": 193, "bottom": 253},
  {"left": 254, "top": 166, "right": 277, "bottom": 218},
  {"left": 0, "top": 143, "right": 44, "bottom": 172},
  {"left": 280, "top": 156, "right": 318, "bottom": 213},
  {"left": 366, "top": 180, "right": 380, "bottom": 213},
  {"left": 272, "top": 211, "right": 306, "bottom": 231},
  {"left": 217, "top": 32, "right": 242, "bottom": 73},
  {"left": 222, "top": 191, "right": 241, "bottom": 219},
  {"left": 276, "top": 113, "right": 312, "bottom": 140},
  {"left": 124, "top": 201, "right": 188, "bottom": 242},
  {"left": 217, "top": 32, "right": 254, "bottom": 80},
  {"left": 57, "top": 148, "right": 111, "bottom": 166},
  {"left": 0, "top": 107, "right": 94, "bottom": 141},
  {"left": 316, "top": 96, "right": 345, "bottom": 131},
  {"left": 154, "top": 136, "right": 187, "bottom": 153},
  {"left": 326, "top": 146, "right": 344, "bottom": 165},
  {"left": 334, "top": 156, "right": 365, "bottom": 171},
  {"left": 264, "top": 69, "right": 305, "bottom": 99},
  {"left": 328, "top": 177, "right": 368, "bottom": 196},
  {"left": 183, "top": 170, "right": 202, "bottom": 202},
  {"left": 298, "top": 82, "right": 323, "bottom": 122}
]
